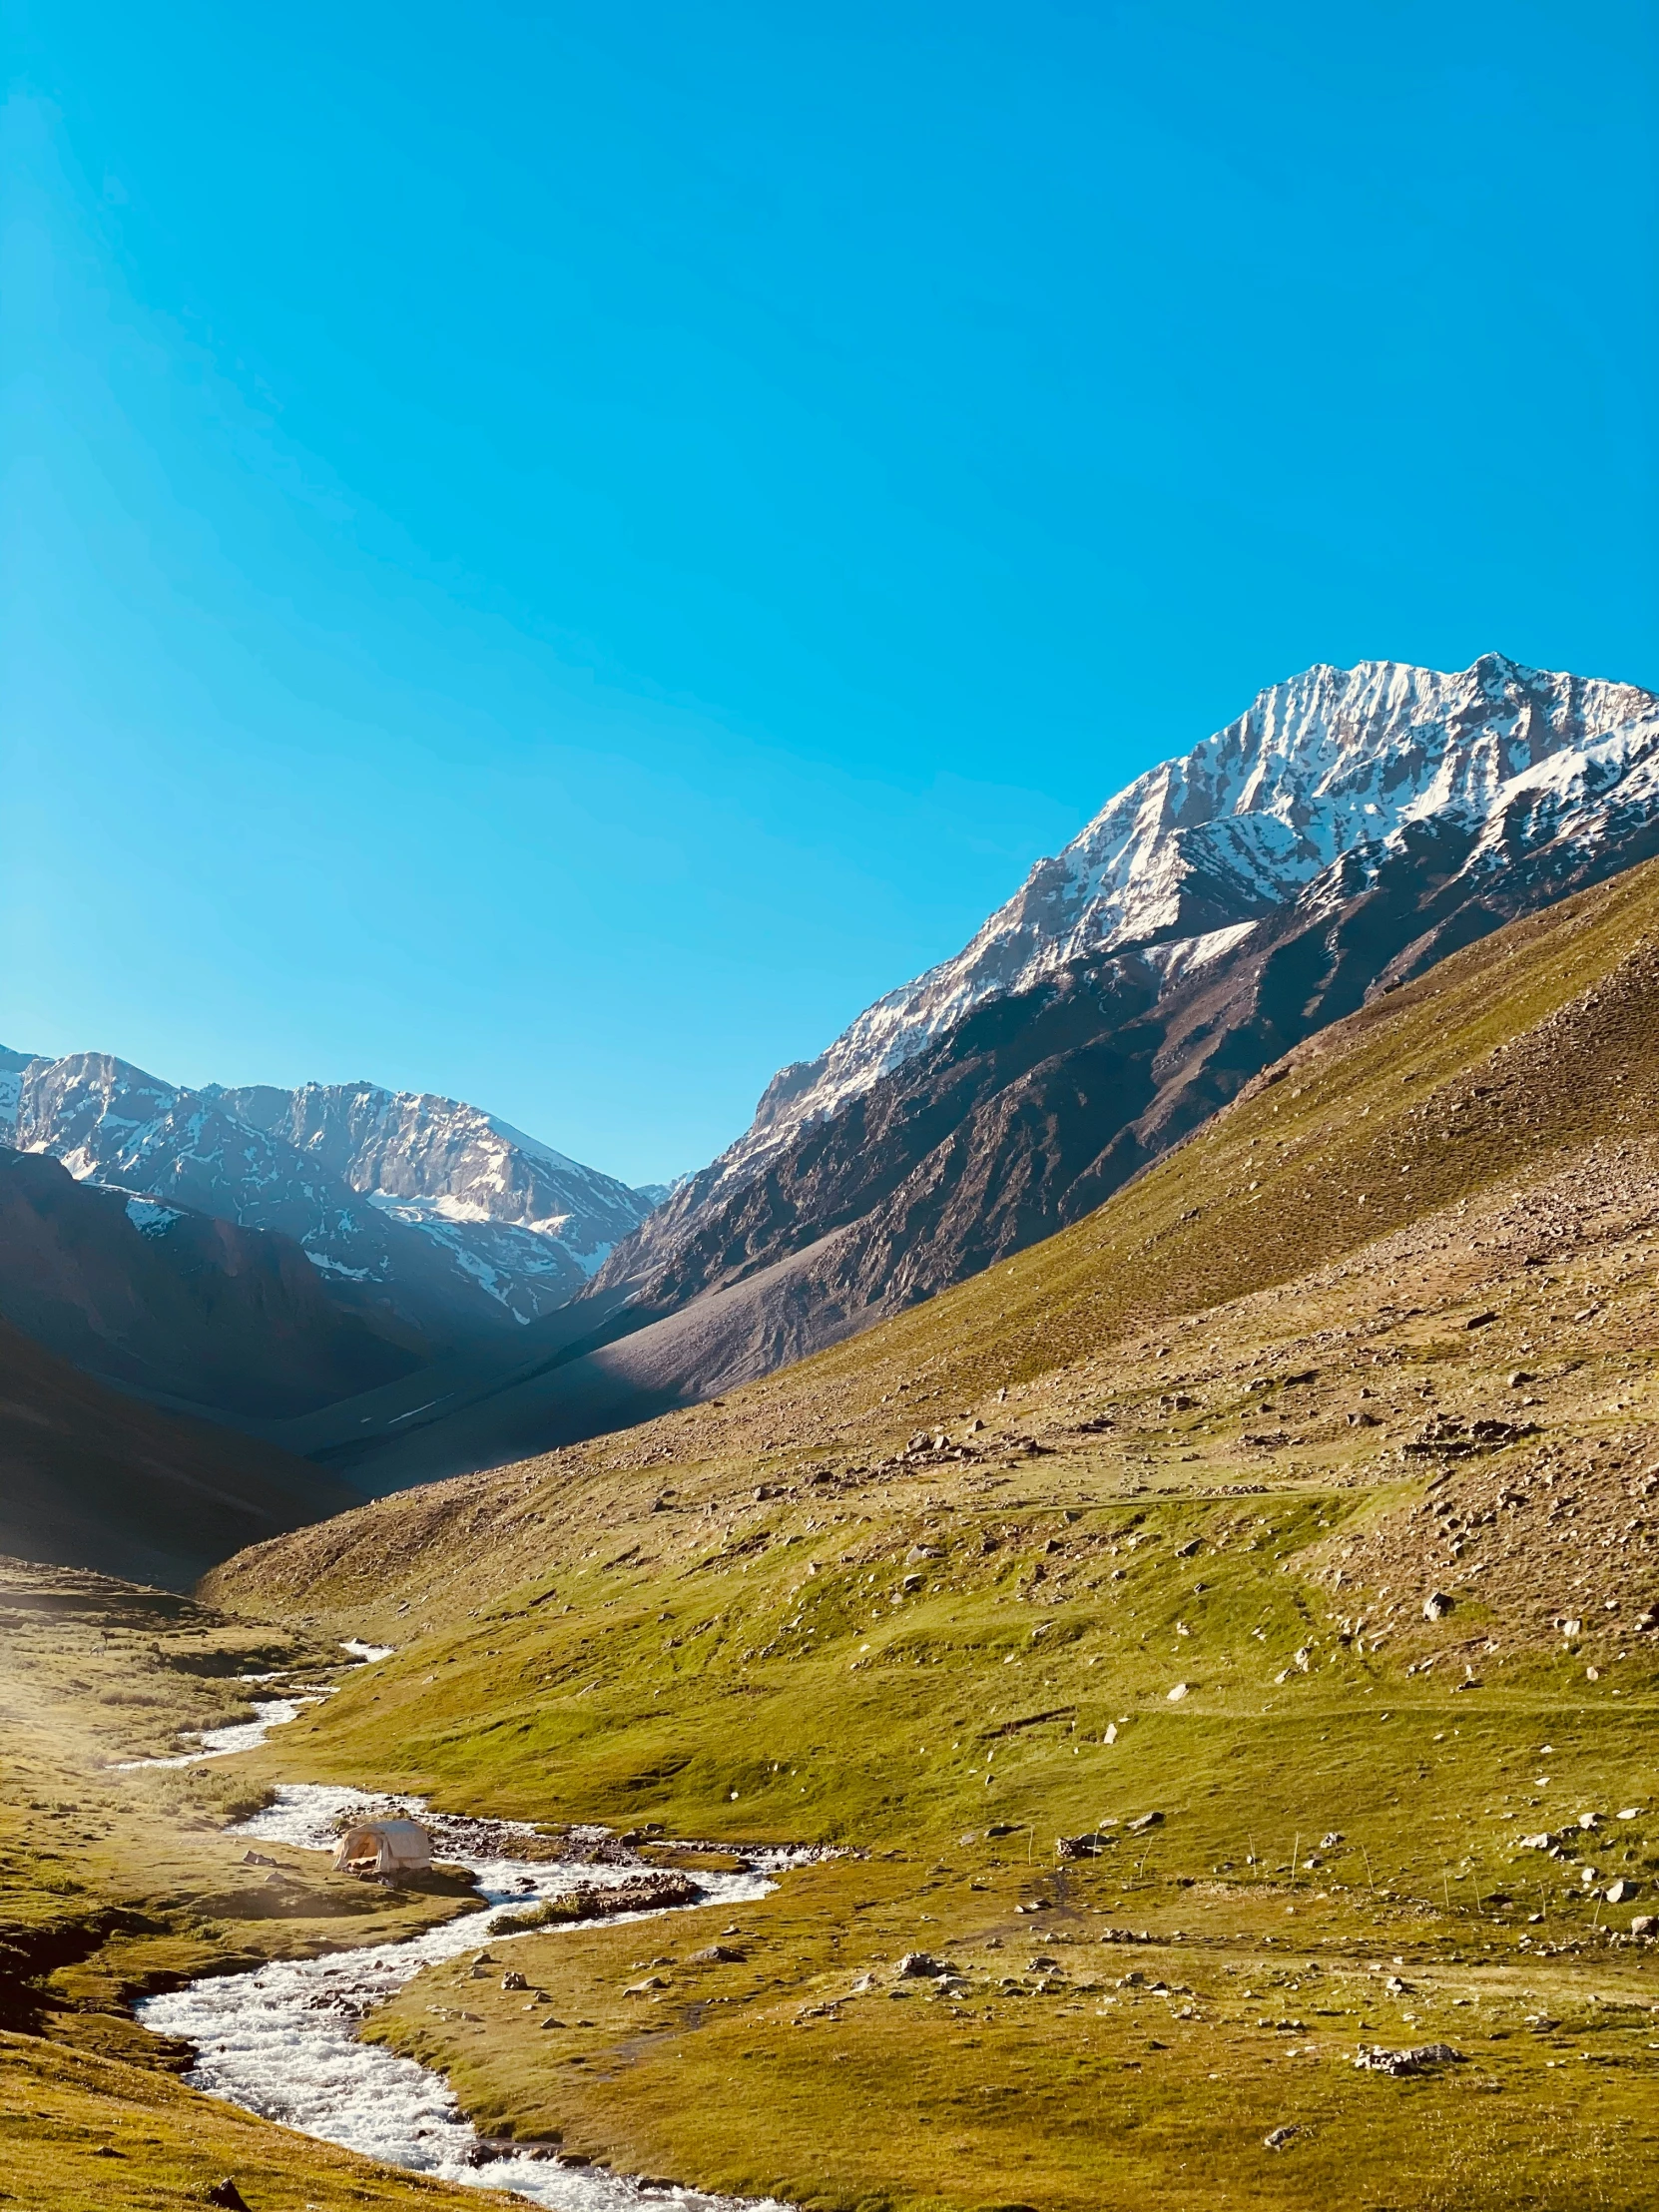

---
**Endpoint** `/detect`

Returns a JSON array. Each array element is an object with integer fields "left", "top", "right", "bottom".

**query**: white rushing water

[
  {"left": 140, "top": 1782, "right": 802, "bottom": 2210},
  {"left": 113, "top": 1641, "right": 388, "bottom": 1771},
  {"left": 112, "top": 1692, "right": 327, "bottom": 1770}
]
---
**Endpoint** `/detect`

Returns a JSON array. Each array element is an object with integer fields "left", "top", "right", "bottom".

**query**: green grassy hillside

[
  {"left": 15, "top": 858, "right": 1659, "bottom": 2211},
  {"left": 214, "top": 854, "right": 1659, "bottom": 1633},
  {"left": 186, "top": 858, "right": 1659, "bottom": 2210}
]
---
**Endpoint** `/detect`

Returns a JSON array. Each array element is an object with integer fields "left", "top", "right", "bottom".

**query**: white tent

[{"left": 332, "top": 1818, "right": 432, "bottom": 1879}]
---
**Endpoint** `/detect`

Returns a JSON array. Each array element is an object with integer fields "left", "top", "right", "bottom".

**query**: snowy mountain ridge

[
  {"left": 0, "top": 1055, "right": 654, "bottom": 1340},
  {"left": 730, "top": 653, "right": 1659, "bottom": 1178},
  {"left": 214, "top": 1080, "right": 647, "bottom": 1278}
]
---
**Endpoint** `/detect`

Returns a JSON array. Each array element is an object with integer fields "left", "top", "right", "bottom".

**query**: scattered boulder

[
  {"left": 1422, "top": 1592, "right": 1454, "bottom": 1622},
  {"left": 1354, "top": 2042, "right": 1464, "bottom": 2076},
  {"left": 501, "top": 1970, "right": 527, "bottom": 1991},
  {"left": 1166, "top": 1682, "right": 1192, "bottom": 1701},
  {"left": 490, "top": 1872, "right": 701, "bottom": 1934},
  {"left": 1056, "top": 1834, "right": 1105, "bottom": 1860},
  {"left": 1175, "top": 1538, "right": 1203, "bottom": 1558},
  {"left": 1126, "top": 1811, "right": 1165, "bottom": 1833},
  {"left": 205, "top": 2187, "right": 251, "bottom": 2211},
  {"left": 623, "top": 1975, "right": 668, "bottom": 1996},
  {"left": 1629, "top": 1916, "right": 1657, "bottom": 1937},
  {"left": 1606, "top": 1879, "right": 1641, "bottom": 1904},
  {"left": 898, "top": 1951, "right": 951, "bottom": 1978},
  {"left": 1263, "top": 2125, "right": 1300, "bottom": 2150},
  {"left": 693, "top": 1943, "right": 746, "bottom": 1963}
]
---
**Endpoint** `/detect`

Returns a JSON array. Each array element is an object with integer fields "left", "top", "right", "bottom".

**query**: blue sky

[{"left": 3, "top": 1, "right": 1655, "bottom": 1183}]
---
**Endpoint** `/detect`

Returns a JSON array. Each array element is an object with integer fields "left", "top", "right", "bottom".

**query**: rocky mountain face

[
  {"left": 217, "top": 1080, "right": 652, "bottom": 1311},
  {"left": 0, "top": 1052, "right": 654, "bottom": 1356},
  {"left": 587, "top": 654, "right": 1659, "bottom": 1359},
  {"left": 0, "top": 1146, "right": 420, "bottom": 1416}
]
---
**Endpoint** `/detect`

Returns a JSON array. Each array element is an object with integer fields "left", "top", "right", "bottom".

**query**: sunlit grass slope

[
  {"left": 0, "top": 1562, "right": 493, "bottom": 2211},
  {"left": 193, "top": 859, "right": 1659, "bottom": 2211},
  {"left": 218, "top": 850, "right": 1659, "bottom": 1633}
]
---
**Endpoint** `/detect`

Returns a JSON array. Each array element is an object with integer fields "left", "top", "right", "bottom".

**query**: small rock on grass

[
  {"left": 205, "top": 2186, "right": 251, "bottom": 2211},
  {"left": 898, "top": 1950, "right": 951, "bottom": 1977},
  {"left": 1263, "top": 2125, "right": 1300, "bottom": 2150}
]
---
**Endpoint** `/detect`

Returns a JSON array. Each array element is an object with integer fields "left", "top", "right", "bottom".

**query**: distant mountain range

[{"left": 0, "top": 1050, "right": 658, "bottom": 1365}]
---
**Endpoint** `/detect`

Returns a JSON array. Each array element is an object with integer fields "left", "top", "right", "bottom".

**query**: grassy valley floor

[{"left": 0, "top": 1561, "right": 505, "bottom": 2212}]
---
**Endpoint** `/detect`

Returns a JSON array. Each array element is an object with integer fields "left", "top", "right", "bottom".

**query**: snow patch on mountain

[
  {"left": 123, "top": 1197, "right": 184, "bottom": 1238},
  {"left": 3, "top": 1055, "right": 649, "bottom": 1338},
  {"left": 720, "top": 655, "right": 1659, "bottom": 1183},
  {"left": 216, "top": 1080, "right": 646, "bottom": 1286}
]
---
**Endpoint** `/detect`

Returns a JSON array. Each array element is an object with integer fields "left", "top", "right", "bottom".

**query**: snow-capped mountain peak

[
  {"left": 215, "top": 1080, "right": 645, "bottom": 1275},
  {"left": 718, "top": 655, "right": 1659, "bottom": 1178}
]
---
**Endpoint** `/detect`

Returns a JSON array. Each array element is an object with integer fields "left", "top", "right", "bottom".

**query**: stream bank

[{"left": 141, "top": 1784, "right": 800, "bottom": 2211}]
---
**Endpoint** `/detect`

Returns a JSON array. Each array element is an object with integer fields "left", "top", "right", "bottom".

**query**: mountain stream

[{"left": 132, "top": 1683, "right": 798, "bottom": 2211}]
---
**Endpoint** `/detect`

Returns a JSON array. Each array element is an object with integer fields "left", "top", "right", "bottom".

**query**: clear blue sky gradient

[{"left": 3, "top": 2, "right": 1655, "bottom": 1182}]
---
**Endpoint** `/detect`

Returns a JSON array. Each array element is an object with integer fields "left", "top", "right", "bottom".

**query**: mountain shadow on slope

[
  {"left": 0, "top": 1148, "right": 422, "bottom": 1418},
  {"left": 0, "top": 1311, "right": 359, "bottom": 1588}
]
